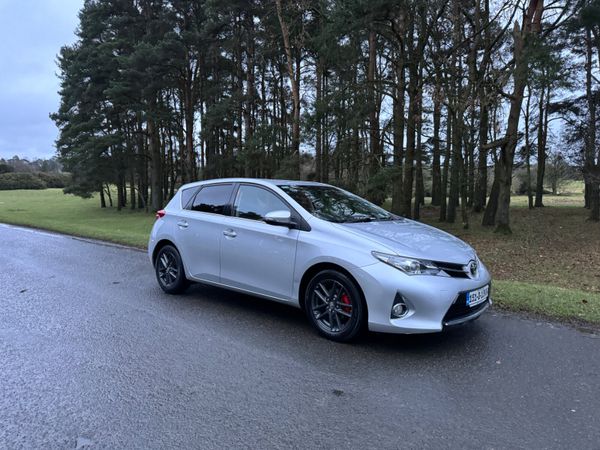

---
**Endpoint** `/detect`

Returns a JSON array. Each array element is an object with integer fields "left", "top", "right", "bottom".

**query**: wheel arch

[
  {"left": 152, "top": 239, "right": 177, "bottom": 266},
  {"left": 298, "top": 262, "right": 368, "bottom": 317}
]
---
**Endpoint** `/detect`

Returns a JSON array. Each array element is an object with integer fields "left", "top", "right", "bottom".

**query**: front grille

[
  {"left": 443, "top": 289, "right": 489, "bottom": 323},
  {"left": 435, "top": 261, "right": 469, "bottom": 278}
]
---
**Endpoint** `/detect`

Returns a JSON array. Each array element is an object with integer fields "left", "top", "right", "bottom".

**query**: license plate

[{"left": 466, "top": 285, "right": 489, "bottom": 307}]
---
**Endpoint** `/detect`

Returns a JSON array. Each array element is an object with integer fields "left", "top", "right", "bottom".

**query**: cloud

[{"left": 0, "top": 0, "right": 82, "bottom": 160}]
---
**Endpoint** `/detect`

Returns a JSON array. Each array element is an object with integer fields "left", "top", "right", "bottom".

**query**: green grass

[
  {"left": 1, "top": 186, "right": 599, "bottom": 326},
  {"left": 494, "top": 280, "right": 600, "bottom": 325},
  {"left": 0, "top": 189, "right": 155, "bottom": 248}
]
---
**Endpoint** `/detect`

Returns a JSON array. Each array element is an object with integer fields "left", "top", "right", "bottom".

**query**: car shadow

[{"left": 179, "top": 282, "right": 492, "bottom": 366}]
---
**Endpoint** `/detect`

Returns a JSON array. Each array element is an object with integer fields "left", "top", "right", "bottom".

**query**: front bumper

[
  {"left": 443, "top": 299, "right": 490, "bottom": 327},
  {"left": 353, "top": 261, "right": 492, "bottom": 334}
]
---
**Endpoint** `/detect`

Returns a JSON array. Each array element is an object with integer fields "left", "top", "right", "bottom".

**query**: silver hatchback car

[{"left": 148, "top": 178, "right": 491, "bottom": 341}]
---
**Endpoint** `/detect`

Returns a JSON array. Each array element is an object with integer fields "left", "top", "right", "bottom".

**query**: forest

[{"left": 52, "top": 0, "right": 600, "bottom": 233}]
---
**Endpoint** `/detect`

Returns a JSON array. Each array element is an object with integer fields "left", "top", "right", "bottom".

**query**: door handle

[
  {"left": 222, "top": 229, "right": 237, "bottom": 238},
  {"left": 177, "top": 220, "right": 188, "bottom": 229}
]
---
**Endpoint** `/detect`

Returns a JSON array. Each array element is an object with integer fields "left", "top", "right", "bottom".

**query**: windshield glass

[{"left": 278, "top": 184, "right": 397, "bottom": 223}]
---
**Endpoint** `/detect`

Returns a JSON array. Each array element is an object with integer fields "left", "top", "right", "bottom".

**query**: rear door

[
  {"left": 219, "top": 184, "right": 300, "bottom": 301},
  {"left": 176, "top": 183, "right": 235, "bottom": 282}
]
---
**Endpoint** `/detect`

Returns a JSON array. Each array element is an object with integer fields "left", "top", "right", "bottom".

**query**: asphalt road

[{"left": 1, "top": 224, "right": 599, "bottom": 449}]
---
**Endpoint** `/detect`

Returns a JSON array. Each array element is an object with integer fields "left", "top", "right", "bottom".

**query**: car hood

[{"left": 338, "top": 219, "right": 475, "bottom": 264}]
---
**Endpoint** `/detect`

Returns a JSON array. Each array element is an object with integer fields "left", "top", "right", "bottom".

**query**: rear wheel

[
  {"left": 155, "top": 245, "right": 189, "bottom": 294},
  {"left": 304, "top": 270, "right": 365, "bottom": 342}
]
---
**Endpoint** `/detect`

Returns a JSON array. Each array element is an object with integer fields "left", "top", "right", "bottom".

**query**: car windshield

[{"left": 278, "top": 184, "right": 397, "bottom": 223}]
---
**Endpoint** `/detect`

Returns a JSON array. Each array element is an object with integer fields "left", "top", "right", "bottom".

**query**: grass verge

[
  {"left": 494, "top": 280, "right": 600, "bottom": 326},
  {"left": 0, "top": 189, "right": 154, "bottom": 248}
]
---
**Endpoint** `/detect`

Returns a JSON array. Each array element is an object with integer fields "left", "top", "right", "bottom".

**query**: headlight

[{"left": 372, "top": 251, "right": 441, "bottom": 275}]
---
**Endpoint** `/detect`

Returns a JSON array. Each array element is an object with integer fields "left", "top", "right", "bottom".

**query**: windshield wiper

[
  {"left": 346, "top": 215, "right": 376, "bottom": 223},
  {"left": 346, "top": 215, "right": 398, "bottom": 223}
]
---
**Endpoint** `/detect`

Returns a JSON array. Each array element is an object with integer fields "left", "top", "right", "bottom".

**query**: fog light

[{"left": 391, "top": 295, "right": 409, "bottom": 319}]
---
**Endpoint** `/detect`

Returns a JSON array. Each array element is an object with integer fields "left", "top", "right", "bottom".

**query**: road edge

[{"left": 0, "top": 222, "right": 146, "bottom": 253}]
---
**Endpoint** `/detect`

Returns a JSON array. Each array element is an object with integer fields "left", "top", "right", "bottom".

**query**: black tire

[
  {"left": 155, "top": 245, "right": 189, "bottom": 294},
  {"left": 304, "top": 270, "right": 365, "bottom": 342}
]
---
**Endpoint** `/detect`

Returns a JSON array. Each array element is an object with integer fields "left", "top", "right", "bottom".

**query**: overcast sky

[{"left": 0, "top": 0, "right": 82, "bottom": 160}]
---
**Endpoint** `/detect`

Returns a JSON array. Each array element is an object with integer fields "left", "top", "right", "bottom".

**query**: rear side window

[
  {"left": 190, "top": 184, "right": 233, "bottom": 215},
  {"left": 181, "top": 187, "right": 199, "bottom": 209}
]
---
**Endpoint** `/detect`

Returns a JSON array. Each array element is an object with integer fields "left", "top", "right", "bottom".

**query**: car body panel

[
  {"left": 176, "top": 209, "right": 224, "bottom": 283},
  {"left": 338, "top": 219, "right": 475, "bottom": 263},
  {"left": 149, "top": 178, "right": 492, "bottom": 335},
  {"left": 219, "top": 215, "right": 300, "bottom": 300}
]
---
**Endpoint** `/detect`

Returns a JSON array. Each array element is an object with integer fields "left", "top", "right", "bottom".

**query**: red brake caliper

[{"left": 340, "top": 293, "right": 352, "bottom": 313}]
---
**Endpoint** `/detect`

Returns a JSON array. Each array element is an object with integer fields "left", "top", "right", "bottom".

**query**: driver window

[{"left": 233, "top": 185, "right": 290, "bottom": 221}]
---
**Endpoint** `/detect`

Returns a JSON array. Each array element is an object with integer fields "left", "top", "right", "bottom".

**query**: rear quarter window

[{"left": 181, "top": 187, "right": 199, "bottom": 209}]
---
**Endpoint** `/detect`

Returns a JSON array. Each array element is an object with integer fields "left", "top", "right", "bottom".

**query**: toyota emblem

[{"left": 468, "top": 260, "right": 478, "bottom": 277}]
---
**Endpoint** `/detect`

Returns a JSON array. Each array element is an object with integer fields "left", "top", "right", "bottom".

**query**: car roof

[{"left": 178, "top": 178, "right": 331, "bottom": 190}]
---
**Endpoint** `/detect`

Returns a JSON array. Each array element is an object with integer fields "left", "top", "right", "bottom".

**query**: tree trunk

[
  {"left": 315, "top": 56, "right": 323, "bottom": 181},
  {"left": 117, "top": 175, "right": 123, "bottom": 212},
  {"left": 460, "top": 143, "right": 470, "bottom": 229},
  {"left": 474, "top": 102, "right": 488, "bottom": 212},
  {"left": 275, "top": 0, "right": 301, "bottom": 178},
  {"left": 447, "top": 112, "right": 460, "bottom": 224},
  {"left": 149, "top": 111, "right": 163, "bottom": 211},
  {"left": 586, "top": 28, "right": 599, "bottom": 221},
  {"left": 322, "top": 72, "right": 329, "bottom": 183},
  {"left": 495, "top": 151, "right": 514, "bottom": 233},
  {"left": 391, "top": 51, "right": 405, "bottom": 215},
  {"left": 524, "top": 87, "right": 534, "bottom": 209},
  {"left": 431, "top": 78, "right": 442, "bottom": 206},
  {"left": 526, "top": 146, "right": 533, "bottom": 209},
  {"left": 585, "top": 183, "right": 591, "bottom": 209},
  {"left": 494, "top": 1, "right": 544, "bottom": 233},
  {"left": 402, "top": 62, "right": 417, "bottom": 217},
  {"left": 482, "top": 174, "right": 499, "bottom": 226},
  {"left": 367, "top": 30, "right": 382, "bottom": 196},
  {"left": 129, "top": 167, "right": 136, "bottom": 210},
  {"left": 473, "top": 0, "right": 491, "bottom": 213},
  {"left": 534, "top": 87, "right": 546, "bottom": 207},
  {"left": 136, "top": 112, "right": 147, "bottom": 210},
  {"left": 413, "top": 69, "right": 424, "bottom": 220},
  {"left": 591, "top": 185, "right": 600, "bottom": 221},
  {"left": 179, "top": 55, "right": 196, "bottom": 185},
  {"left": 244, "top": 14, "right": 256, "bottom": 177},
  {"left": 466, "top": 121, "right": 475, "bottom": 208},
  {"left": 105, "top": 183, "right": 113, "bottom": 207},
  {"left": 440, "top": 109, "right": 451, "bottom": 222}
]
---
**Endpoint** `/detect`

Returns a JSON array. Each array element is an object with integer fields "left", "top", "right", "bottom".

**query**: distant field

[{"left": 0, "top": 186, "right": 598, "bottom": 326}]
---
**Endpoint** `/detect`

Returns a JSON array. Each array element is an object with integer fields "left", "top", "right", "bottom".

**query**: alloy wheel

[
  {"left": 310, "top": 279, "right": 355, "bottom": 334},
  {"left": 158, "top": 250, "right": 179, "bottom": 287}
]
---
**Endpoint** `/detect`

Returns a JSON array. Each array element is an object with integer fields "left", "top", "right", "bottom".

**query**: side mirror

[{"left": 264, "top": 210, "right": 294, "bottom": 228}]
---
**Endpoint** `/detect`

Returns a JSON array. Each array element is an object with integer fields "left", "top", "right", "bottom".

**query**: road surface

[{"left": 0, "top": 224, "right": 599, "bottom": 449}]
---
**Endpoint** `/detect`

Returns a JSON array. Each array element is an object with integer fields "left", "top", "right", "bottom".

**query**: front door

[{"left": 219, "top": 184, "right": 299, "bottom": 301}]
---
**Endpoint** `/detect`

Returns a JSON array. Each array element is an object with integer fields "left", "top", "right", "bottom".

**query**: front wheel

[
  {"left": 155, "top": 245, "right": 189, "bottom": 294},
  {"left": 304, "top": 270, "right": 365, "bottom": 342}
]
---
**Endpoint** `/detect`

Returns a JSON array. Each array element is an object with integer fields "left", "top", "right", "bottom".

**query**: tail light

[{"left": 155, "top": 209, "right": 166, "bottom": 219}]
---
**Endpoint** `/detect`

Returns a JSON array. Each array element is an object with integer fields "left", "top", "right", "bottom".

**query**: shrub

[
  {"left": 37, "top": 172, "right": 71, "bottom": 188},
  {"left": 0, "top": 163, "right": 14, "bottom": 174},
  {"left": 0, "top": 172, "right": 47, "bottom": 190}
]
